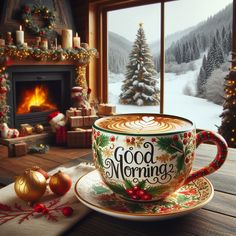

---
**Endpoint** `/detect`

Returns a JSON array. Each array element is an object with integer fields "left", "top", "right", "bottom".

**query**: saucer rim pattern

[{"left": 74, "top": 170, "right": 214, "bottom": 220}]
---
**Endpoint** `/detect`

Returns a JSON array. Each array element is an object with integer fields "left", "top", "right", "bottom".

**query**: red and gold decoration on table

[
  {"left": 219, "top": 66, "right": 236, "bottom": 148},
  {"left": 49, "top": 171, "right": 72, "bottom": 196},
  {"left": 0, "top": 199, "right": 74, "bottom": 225},
  {"left": 14, "top": 170, "right": 47, "bottom": 202},
  {"left": 21, "top": 4, "right": 55, "bottom": 37}
]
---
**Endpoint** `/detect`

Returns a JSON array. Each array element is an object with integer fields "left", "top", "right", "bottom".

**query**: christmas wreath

[{"left": 21, "top": 4, "right": 56, "bottom": 36}]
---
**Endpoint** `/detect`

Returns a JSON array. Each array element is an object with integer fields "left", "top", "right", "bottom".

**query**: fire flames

[{"left": 17, "top": 85, "right": 57, "bottom": 114}]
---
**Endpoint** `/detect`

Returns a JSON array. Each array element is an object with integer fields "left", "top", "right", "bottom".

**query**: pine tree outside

[{"left": 107, "top": 0, "right": 233, "bottom": 131}]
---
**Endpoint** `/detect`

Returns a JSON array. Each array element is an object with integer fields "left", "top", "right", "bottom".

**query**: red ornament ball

[
  {"left": 49, "top": 171, "right": 72, "bottom": 196},
  {"left": 62, "top": 206, "right": 73, "bottom": 217}
]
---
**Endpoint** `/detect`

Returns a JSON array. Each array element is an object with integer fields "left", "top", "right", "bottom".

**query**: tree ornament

[
  {"left": 14, "top": 170, "right": 47, "bottom": 202},
  {"left": 31, "top": 166, "right": 49, "bottom": 180},
  {"left": 49, "top": 171, "right": 72, "bottom": 196},
  {"left": 34, "top": 124, "right": 44, "bottom": 133},
  {"left": 62, "top": 206, "right": 73, "bottom": 217},
  {"left": 21, "top": 4, "right": 56, "bottom": 36}
]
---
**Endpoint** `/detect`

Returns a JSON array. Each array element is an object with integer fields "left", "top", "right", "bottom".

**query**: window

[{"left": 91, "top": 0, "right": 235, "bottom": 130}]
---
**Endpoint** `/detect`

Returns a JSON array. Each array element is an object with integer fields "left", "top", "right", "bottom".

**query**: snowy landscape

[
  {"left": 108, "top": 56, "right": 222, "bottom": 131},
  {"left": 107, "top": 2, "right": 232, "bottom": 131}
]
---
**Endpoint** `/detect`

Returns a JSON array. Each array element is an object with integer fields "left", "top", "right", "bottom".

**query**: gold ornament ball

[
  {"left": 14, "top": 170, "right": 47, "bottom": 202},
  {"left": 34, "top": 124, "right": 44, "bottom": 134}
]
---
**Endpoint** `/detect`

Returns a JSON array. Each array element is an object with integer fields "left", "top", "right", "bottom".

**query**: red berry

[
  {"left": 188, "top": 132, "right": 191, "bottom": 138},
  {"left": 141, "top": 194, "right": 152, "bottom": 201},
  {"left": 183, "top": 139, "right": 187, "bottom": 145},
  {"left": 151, "top": 138, "right": 156, "bottom": 142},
  {"left": 173, "top": 135, "right": 178, "bottom": 141},
  {"left": 110, "top": 136, "right": 115, "bottom": 142},
  {"left": 62, "top": 207, "right": 73, "bottom": 217},
  {"left": 126, "top": 138, "right": 130, "bottom": 143},
  {"left": 97, "top": 131, "right": 100, "bottom": 136},
  {"left": 131, "top": 194, "right": 140, "bottom": 200},
  {"left": 42, "top": 208, "right": 49, "bottom": 214},
  {"left": 137, "top": 190, "right": 145, "bottom": 197},
  {"left": 34, "top": 203, "right": 46, "bottom": 213},
  {"left": 185, "top": 157, "right": 190, "bottom": 164},
  {"left": 184, "top": 133, "right": 188, "bottom": 138},
  {"left": 126, "top": 189, "right": 133, "bottom": 196},
  {"left": 133, "top": 186, "right": 140, "bottom": 191}
]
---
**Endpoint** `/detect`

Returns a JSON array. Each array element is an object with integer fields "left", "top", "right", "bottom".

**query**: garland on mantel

[
  {"left": 0, "top": 45, "right": 97, "bottom": 124},
  {"left": 0, "top": 45, "right": 98, "bottom": 64}
]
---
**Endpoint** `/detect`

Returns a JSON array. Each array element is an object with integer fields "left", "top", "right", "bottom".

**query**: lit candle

[
  {"left": 73, "top": 32, "right": 80, "bottom": 48},
  {"left": 62, "top": 29, "right": 72, "bottom": 49},
  {"left": 16, "top": 25, "right": 24, "bottom": 45},
  {"left": 40, "top": 39, "right": 48, "bottom": 50}
]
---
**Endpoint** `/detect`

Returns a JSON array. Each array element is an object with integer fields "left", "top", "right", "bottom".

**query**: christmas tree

[
  {"left": 119, "top": 23, "right": 160, "bottom": 106},
  {"left": 219, "top": 66, "right": 236, "bottom": 148}
]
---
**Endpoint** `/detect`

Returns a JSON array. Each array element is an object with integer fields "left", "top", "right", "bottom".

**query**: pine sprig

[
  {"left": 145, "top": 185, "right": 169, "bottom": 195},
  {"left": 156, "top": 137, "right": 184, "bottom": 154}
]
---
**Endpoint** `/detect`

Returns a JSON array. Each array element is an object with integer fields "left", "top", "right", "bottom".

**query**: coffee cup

[{"left": 92, "top": 114, "right": 227, "bottom": 202}]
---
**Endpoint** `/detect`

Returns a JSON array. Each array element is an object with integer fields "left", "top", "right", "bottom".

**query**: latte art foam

[{"left": 95, "top": 114, "right": 193, "bottom": 134}]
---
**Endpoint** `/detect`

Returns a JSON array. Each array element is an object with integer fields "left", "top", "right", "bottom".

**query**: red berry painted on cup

[
  {"left": 137, "top": 189, "right": 146, "bottom": 197},
  {"left": 173, "top": 135, "right": 179, "bottom": 141},
  {"left": 126, "top": 189, "right": 133, "bottom": 196},
  {"left": 131, "top": 194, "right": 140, "bottom": 200},
  {"left": 110, "top": 136, "right": 115, "bottom": 142},
  {"left": 183, "top": 139, "right": 188, "bottom": 145},
  {"left": 141, "top": 193, "right": 152, "bottom": 201},
  {"left": 133, "top": 186, "right": 140, "bottom": 191},
  {"left": 188, "top": 132, "right": 191, "bottom": 138},
  {"left": 184, "top": 133, "right": 188, "bottom": 138}
]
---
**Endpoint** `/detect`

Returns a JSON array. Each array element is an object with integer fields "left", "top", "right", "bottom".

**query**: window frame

[{"left": 89, "top": 0, "right": 236, "bottom": 115}]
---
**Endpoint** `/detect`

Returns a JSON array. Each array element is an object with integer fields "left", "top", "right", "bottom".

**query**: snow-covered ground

[{"left": 108, "top": 57, "right": 223, "bottom": 131}]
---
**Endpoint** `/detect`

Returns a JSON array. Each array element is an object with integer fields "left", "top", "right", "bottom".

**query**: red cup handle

[{"left": 184, "top": 130, "right": 228, "bottom": 184}]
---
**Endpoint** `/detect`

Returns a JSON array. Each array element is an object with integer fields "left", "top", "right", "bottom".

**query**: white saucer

[{"left": 74, "top": 170, "right": 214, "bottom": 221}]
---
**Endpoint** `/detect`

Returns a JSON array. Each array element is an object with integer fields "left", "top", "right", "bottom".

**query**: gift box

[
  {"left": 14, "top": 142, "right": 28, "bottom": 157},
  {"left": 69, "top": 115, "right": 98, "bottom": 128},
  {"left": 98, "top": 103, "right": 116, "bottom": 115},
  {"left": 67, "top": 129, "right": 92, "bottom": 148},
  {"left": 79, "top": 107, "right": 92, "bottom": 116},
  {"left": 66, "top": 108, "right": 82, "bottom": 118},
  {"left": 55, "top": 126, "right": 67, "bottom": 145}
]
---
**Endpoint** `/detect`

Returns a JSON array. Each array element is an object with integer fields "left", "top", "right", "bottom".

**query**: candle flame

[
  {"left": 19, "top": 25, "right": 22, "bottom": 31},
  {"left": 76, "top": 32, "right": 78, "bottom": 37}
]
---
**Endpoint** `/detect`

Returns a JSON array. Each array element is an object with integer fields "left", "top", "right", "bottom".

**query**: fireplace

[{"left": 7, "top": 65, "right": 75, "bottom": 128}]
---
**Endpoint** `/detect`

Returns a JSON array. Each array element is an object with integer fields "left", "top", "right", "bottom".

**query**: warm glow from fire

[{"left": 17, "top": 85, "right": 57, "bottom": 114}]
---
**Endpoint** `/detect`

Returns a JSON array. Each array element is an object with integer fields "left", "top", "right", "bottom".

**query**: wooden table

[{"left": 62, "top": 144, "right": 236, "bottom": 236}]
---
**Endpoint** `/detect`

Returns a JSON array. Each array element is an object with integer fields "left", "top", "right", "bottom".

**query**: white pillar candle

[
  {"left": 73, "top": 32, "right": 80, "bottom": 48},
  {"left": 62, "top": 29, "right": 72, "bottom": 49},
  {"left": 16, "top": 25, "right": 24, "bottom": 45}
]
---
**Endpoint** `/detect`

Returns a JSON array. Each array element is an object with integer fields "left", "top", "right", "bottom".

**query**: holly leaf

[
  {"left": 106, "top": 182, "right": 126, "bottom": 195},
  {"left": 145, "top": 185, "right": 169, "bottom": 195},
  {"left": 125, "top": 203, "right": 145, "bottom": 212},
  {"left": 124, "top": 179, "right": 134, "bottom": 189},
  {"left": 157, "top": 137, "right": 183, "bottom": 154},
  {"left": 98, "top": 134, "right": 110, "bottom": 148},
  {"left": 96, "top": 149, "right": 103, "bottom": 167},
  {"left": 93, "top": 185, "right": 109, "bottom": 195},
  {"left": 176, "top": 194, "right": 189, "bottom": 204},
  {"left": 137, "top": 180, "right": 146, "bottom": 189},
  {"left": 177, "top": 154, "right": 185, "bottom": 172}
]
